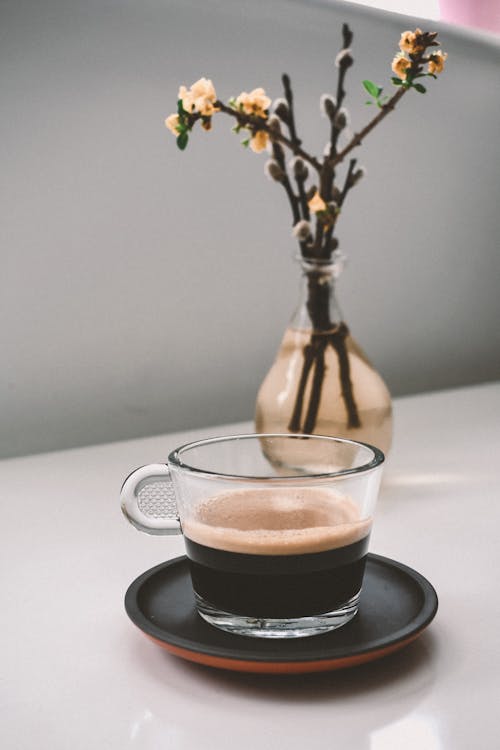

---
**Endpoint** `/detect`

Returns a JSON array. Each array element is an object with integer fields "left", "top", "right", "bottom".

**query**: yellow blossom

[
  {"left": 165, "top": 113, "right": 180, "bottom": 135},
  {"left": 399, "top": 28, "right": 424, "bottom": 54},
  {"left": 236, "top": 87, "right": 271, "bottom": 118},
  {"left": 178, "top": 85, "right": 193, "bottom": 112},
  {"left": 391, "top": 52, "right": 411, "bottom": 80},
  {"left": 178, "top": 78, "right": 218, "bottom": 116},
  {"left": 250, "top": 130, "right": 269, "bottom": 153},
  {"left": 308, "top": 191, "right": 327, "bottom": 214},
  {"left": 428, "top": 50, "right": 448, "bottom": 75}
]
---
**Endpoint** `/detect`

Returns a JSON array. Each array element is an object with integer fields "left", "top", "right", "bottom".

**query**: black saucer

[{"left": 125, "top": 553, "right": 438, "bottom": 674}]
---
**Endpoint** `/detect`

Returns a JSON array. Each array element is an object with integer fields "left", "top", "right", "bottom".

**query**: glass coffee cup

[{"left": 121, "top": 434, "right": 384, "bottom": 638}]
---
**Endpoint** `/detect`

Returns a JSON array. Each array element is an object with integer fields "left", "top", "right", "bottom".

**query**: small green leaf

[
  {"left": 413, "top": 83, "right": 427, "bottom": 93},
  {"left": 232, "top": 124, "right": 242, "bottom": 134},
  {"left": 365, "top": 100, "right": 373, "bottom": 105},
  {"left": 241, "top": 138, "right": 250, "bottom": 147},
  {"left": 176, "top": 132, "right": 188, "bottom": 150},
  {"left": 177, "top": 98, "right": 187, "bottom": 116},
  {"left": 362, "top": 80, "right": 379, "bottom": 98},
  {"left": 377, "top": 86, "right": 383, "bottom": 97},
  {"left": 391, "top": 77, "right": 403, "bottom": 86},
  {"left": 427, "top": 72, "right": 438, "bottom": 80}
]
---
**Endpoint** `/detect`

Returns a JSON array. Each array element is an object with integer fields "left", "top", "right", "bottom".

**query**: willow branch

[
  {"left": 281, "top": 74, "right": 310, "bottom": 222},
  {"left": 282, "top": 73, "right": 301, "bottom": 148},
  {"left": 320, "top": 158, "right": 356, "bottom": 255},
  {"left": 330, "top": 23, "right": 353, "bottom": 159}
]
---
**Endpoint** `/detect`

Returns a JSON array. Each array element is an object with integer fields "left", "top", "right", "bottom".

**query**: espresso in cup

[{"left": 183, "top": 487, "right": 371, "bottom": 619}]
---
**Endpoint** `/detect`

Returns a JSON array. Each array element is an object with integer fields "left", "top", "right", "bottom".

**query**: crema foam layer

[{"left": 183, "top": 487, "right": 372, "bottom": 556}]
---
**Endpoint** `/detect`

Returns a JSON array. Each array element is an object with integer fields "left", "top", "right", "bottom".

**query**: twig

[
  {"left": 288, "top": 343, "right": 316, "bottom": 432},
  {"left": 302, "top": 339, "right": 327, "bottom": 433},
  {"left": 271, "top": 142, "right": 301, "bottom": 226},
  {"left": 329, "top": 325, "right": 361, "bottom": 428},
  {"left": 328, "top": 86, "right": 406, "bottom": 169},
  {"left": 296, "top": 169, "right": 310, "bottom": 220},
  {"left": 215, "top": 101, "right": 322, "bottom": 173}
]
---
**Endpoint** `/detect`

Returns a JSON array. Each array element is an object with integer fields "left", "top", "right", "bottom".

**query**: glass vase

[{"left": 255, "top": 256, "right": 392, "bottom": 469}]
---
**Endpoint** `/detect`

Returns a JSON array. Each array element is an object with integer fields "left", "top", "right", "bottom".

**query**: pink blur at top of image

[{"left": 439, "top": 0, "right": 500, "bottom": 33}]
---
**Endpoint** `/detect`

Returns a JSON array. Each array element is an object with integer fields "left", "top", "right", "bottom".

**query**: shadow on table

[{"left": 170, "top": 628, "right": 439, "bottom": 701}]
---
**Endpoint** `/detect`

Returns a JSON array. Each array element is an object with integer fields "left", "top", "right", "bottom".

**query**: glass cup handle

[{"left": 120, "top": 463, "right": 181, "bottom": 535}]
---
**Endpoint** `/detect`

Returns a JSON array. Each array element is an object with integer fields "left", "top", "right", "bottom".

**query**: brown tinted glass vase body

[{"left": 255, "top": 259, "right": 392, "bottom": 468}]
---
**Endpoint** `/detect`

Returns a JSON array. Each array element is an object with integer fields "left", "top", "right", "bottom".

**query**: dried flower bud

[
  {"left": 264, "top": 159, "right": 285, "bottom": 182},
  {"left": 328, "top": 201, "right": 339, "bottom": 214},
  {"left": 428, "top": 50, "right": 448, "bottom": 75},
  {"left": 320, "top": 94, "right": 336, "bottom": 120},
  {"left": 399, "top": 28, "right": 425, "bottom": 55},
  {"left": 308, "top": 191, "right": 327, "bottom": 214},
  {"left": 267, "top": 115, "right": 282, "bottom": 134},
  {"left": 334, "top": 107, "right": 349, "bottom": 131},
  {"left": 323, "top": 142, "right": 332, "bottom": 158},
  {"left": 392, "top": 52, "right": 411, "bottom": 80},
  {"left": 292, "top": 220, "right": 312, "bottom": 241},
  {"left": 273, "top": 98, "right": 290, "bottom": 122},
  {"left": 335, "top": 48, "right": 353, "bottom": 69},
  {"left": 330, "top": 237, "right": 339, "bottom": 252},
  {"left": 289, "top": 156, "right": 308, "bottom": 181},
  {"left": 331, "top": 187, "right": 342, "bottom": 203}
]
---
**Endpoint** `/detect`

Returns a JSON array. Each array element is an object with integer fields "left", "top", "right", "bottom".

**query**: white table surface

[{"left": 2, "top": 382, "right": 499, "bottom": 749}]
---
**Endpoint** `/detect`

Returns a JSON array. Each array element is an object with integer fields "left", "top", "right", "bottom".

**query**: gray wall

[{"left": 2, "top": 0, "right": 499, "bottom": 458}]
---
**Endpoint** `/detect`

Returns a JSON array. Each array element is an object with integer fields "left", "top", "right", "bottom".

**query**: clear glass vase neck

[{"left": 291, "top": 256, "right": 344, "bottom": 332}]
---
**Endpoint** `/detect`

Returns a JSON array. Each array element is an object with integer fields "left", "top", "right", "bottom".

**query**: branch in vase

[
  {"left": 302, "top": 338, "right": 327, "bottom": 433},
  {"left": 288, "top": 342, "right": 317, "bottom": 432},
  {"left": 165, "top": 29, "right": 447, "bottom": 439},
  {"left": 329, "top": 325, "right": 361, "bottom": 428}
]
